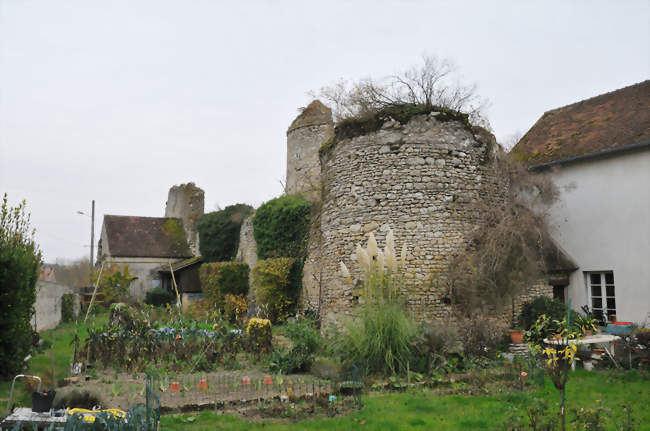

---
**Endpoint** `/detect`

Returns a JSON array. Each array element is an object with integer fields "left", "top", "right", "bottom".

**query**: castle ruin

[{"left": 286, "top": 104, "right": 552, "bottom": 328}]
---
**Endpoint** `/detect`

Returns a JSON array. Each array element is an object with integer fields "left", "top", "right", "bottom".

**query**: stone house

[
  {"left": 97, "top": 183, "right": 204, "bottom": 299},
  {"left": 512, "top": 80, "right": 650, "bottom": 324}
]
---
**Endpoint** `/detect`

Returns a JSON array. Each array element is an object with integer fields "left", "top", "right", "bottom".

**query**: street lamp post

[{"left": 77, "top": 200, "right": 95, "bottom": 276}]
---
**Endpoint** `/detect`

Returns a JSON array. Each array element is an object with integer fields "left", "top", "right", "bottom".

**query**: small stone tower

[
  {"left": 164, "top": 182, "right": 205, "bottom": 256},
  {"left": 286, "top": 100, "right": 334, "bottom": 198}
]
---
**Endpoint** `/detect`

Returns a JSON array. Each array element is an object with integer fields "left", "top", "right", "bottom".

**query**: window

[{"left": 586, "top": 271, "right": 616, "bottom": 324}]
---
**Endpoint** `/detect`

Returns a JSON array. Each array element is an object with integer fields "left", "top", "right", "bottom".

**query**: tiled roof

[
  {"left": 511, "top": 80, "right": 650, "bottom": 165},
  {"left": 103, "top": 215, "right": 192, "bottom": 258}
]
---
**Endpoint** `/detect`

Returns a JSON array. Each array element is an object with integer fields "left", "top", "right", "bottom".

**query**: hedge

[
  {"left": 61, "top": 293, "right": 77, "bottom": 323},
  {"left": 0, "top": 195, "right": 42, "bottom": 379},
  {"left": 252, "top": 257, "right": 299, "bottom": 323},
  {"left": 199, "top": 262, "right": 249, "bottom": 309},
  {"left": 253, "top": 195, "right": 311, "bottom": 260},
  {"left": 197, "top": 204, "right": 254, "bottom": 262},
  {"left": 144, "top": 288, "right": 175, "bottom": 307}
]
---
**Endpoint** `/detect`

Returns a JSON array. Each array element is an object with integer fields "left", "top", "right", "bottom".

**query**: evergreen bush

[
  {"left": 61, "top": 293, "right": 77, "bottom": 323},
  {"left": 252, "top": 258, "right": 299, "bottom": 323},
  {"left": 253, "top": 195, "right": 311, "bottom": 260},
  {"left": 199, "top": 262, "right": 249, "bottom": 309},
  {"left": 519, "top": 296, "right": 576, "bottom": 330},
  {"left": 197, "top": 204, "right": 253, "bottom": 262},
  {"left": 0, "top": 194, "right": 42, "bottom": 379},
  {"left": 144, "top": 288, "right": 175, "bottom": 307}
]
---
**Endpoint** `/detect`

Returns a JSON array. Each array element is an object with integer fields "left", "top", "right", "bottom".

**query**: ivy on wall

[
  {"left": 252, "top": 195, "right": 311, "bottom": 260},
  {"left": 197, "top": 204, "right": 254, "bottom": 262},
  {"left": 252, "top": 257, "right": 299, "bottom": 323}
]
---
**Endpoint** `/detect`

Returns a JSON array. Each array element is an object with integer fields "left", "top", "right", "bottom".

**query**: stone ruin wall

[
  {"left": 286, "top": 101, "right": 334, "bottom": 199},
  {"left": 300, "top": 113, "right": 525, "bottom": 329},
  {"left": 165, "top": 182, "right": 205, "bottom": 256},
  {"left": 235, "top": 213, "right": 259, "bottom": 311}
]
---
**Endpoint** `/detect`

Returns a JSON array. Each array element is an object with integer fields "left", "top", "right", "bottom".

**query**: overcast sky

[{"left": 1, "top": 0, "right": 648, "bottom": 263}]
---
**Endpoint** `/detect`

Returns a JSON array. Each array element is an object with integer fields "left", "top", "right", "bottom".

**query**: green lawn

[
  {"left": 0, "top": 312, "right": 108, "bottom": 407},
  {"left": 160, "top": 370, "right": 650, "bottom": 430}
]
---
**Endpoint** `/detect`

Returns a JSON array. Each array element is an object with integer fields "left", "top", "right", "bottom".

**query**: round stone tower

[
  {"left": 286, "top": 100, "right": 334, "bottom": 199},
  {"left": 304, "top": 112, "right": 504, "bottom": 329},
  {"left": 164, "top": 182, "right": 205, "bottom": 256}
]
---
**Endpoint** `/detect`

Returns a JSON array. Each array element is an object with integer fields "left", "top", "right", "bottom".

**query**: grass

[
  {"left": 160, "top": 370, "right": 650, "bottom": 430},
  {"left": 0, "top": 311, "right": 108, "bottom": 408}
]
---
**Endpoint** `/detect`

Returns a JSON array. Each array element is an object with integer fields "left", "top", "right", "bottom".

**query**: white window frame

[{"left": 584, "top": 271, "right": 616, "bottom": 324}]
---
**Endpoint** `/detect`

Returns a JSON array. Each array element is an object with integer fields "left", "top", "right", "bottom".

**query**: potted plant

[
  {"left": 575, "top": 307, "right": 598, "bottom": 336},
  {"left": 509, "top": 327, "right": 525, "bottom": 344}
]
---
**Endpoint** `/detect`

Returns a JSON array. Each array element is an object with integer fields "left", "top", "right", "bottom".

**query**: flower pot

[
  {"left": 584, "top": 330, "right": 593, "bottom": 336},
  {"left": 31, "top": 390, "right": 56, "bottom": 412},
  {"left": 509, "top": 330, "right": 525, "bottom": 344},
  {"left": 583, "top": 360, "right": 594, "bottom": 371}
]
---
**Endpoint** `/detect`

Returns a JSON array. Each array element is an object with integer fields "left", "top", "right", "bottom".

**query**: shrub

[
  {"left": 61, "top": 293, "right": 77, "bottom": 323},
  {"left": 414, "top": 322, "right": 464, "bottom": 375},
  {"left": 253, "top": 258, "right": 298, "bottom": 323},
  {"left": 54, "top": 389, "right": 102, "bottom": 409},
  {"left": 222, "top": 293, "right": 247, "bottom": 323},
  {"left": 269, "top": 318, "right": 320, "bottom": 374},
  {"left": 197, "top": 204, "right": 253, "bottom": 262},
  {"left": 199, "top": 262, "right": 249, "bottom": 309},
  {"left": 247, "top": 318, "right": 272, "bottom": 357},
  {"left": 144, "top": 288, "right": 175, "bottom": 307},
  {"left": 91, "top": 264, "right": 135, "bottom": 305},
  {"left": 0, "top": 194, "right": 42, "bottom": 379},
  {"left": 519, "top": 296, "right": 574, "bottom": 330},
  {"left": 253, "top": 194, "right": 311, "bottom": 260},
  {"left": 457, "top": 316, "right": 507, "bottom": 358}
]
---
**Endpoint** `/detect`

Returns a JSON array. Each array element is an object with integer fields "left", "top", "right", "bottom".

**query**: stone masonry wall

[
  {"left": 165, "top": 183, "right": 205, "bottom": 255},
  {"left": 286, "top": 100, "right": 334, "bottom": 199},
  {"left": 303, "top": 113, "right": 506, "bottom": 329},
  {"left": 235, "top": 214, "right": 259, "bottom": 311}
]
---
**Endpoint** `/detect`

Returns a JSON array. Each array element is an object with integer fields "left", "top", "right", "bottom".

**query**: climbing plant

[
  {"left": 253, "top": 194, "right": 311, "bottom": 260},
  {"left": 197, "top": 203, "right": 253, "bottom": 262}
]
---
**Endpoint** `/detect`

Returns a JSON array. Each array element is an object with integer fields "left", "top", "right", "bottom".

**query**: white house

[{"left": 512, "top": 80, "right": 650, "bottom": 325}]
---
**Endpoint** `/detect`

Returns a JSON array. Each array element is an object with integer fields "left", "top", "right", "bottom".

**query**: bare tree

[{"left": 311, "top": 55, "right": 490, "bottom": 128}]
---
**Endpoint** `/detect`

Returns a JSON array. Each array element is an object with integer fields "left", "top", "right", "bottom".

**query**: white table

[
  {"left": 0, "top": 408, "right": 67, "bottom": 430},
  {"left": 543, "top": 334, "right": 621, "bottom": 368}
]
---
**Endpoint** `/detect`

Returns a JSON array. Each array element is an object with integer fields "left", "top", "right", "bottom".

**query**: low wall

[{"left": 32, "top": 281, "right": 79, "bottom": 331}]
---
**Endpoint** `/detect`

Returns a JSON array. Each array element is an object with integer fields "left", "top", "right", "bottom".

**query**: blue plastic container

[{"left": 605, "top": 322, "right": 634, "bottom": 336}]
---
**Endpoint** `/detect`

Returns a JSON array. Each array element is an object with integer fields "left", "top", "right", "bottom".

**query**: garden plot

[{"left": 60, "top": 370, "right": 337, "bottom": 411}]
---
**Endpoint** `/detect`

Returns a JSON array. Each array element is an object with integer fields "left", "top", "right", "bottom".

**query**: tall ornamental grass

[{"left": 336, "top": 229, "right": 416, "bottom": 376}]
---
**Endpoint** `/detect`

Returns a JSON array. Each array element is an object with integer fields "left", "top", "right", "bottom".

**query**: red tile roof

[
  {"left": 103, "top": 215, "right": 192, "bottom": 258},
  {"left": 511, "top": 80, "right": 650, "bottom": 165}
]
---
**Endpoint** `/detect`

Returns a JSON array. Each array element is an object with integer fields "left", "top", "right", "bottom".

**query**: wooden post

[
  {"left": 168, "top": 261, "right": 182, "bottom": 311},
  {"left": 84, "top": 262, "right": 104, "bottom": 323}
]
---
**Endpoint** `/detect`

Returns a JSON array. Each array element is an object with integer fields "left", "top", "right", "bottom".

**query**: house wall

[
  {"left": 102, "top": 256, "right": 182, "bottom": 299},
  {"left": 32, "top": 281, "right": 78, "bottom": 331},
  {"left": 546, "top": 148, "right": 650, "bottom": 324}
]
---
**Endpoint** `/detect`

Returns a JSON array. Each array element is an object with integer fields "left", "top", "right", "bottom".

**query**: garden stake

[{"left": 560, "top": 299, "right": 572, "bottom": 431}]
